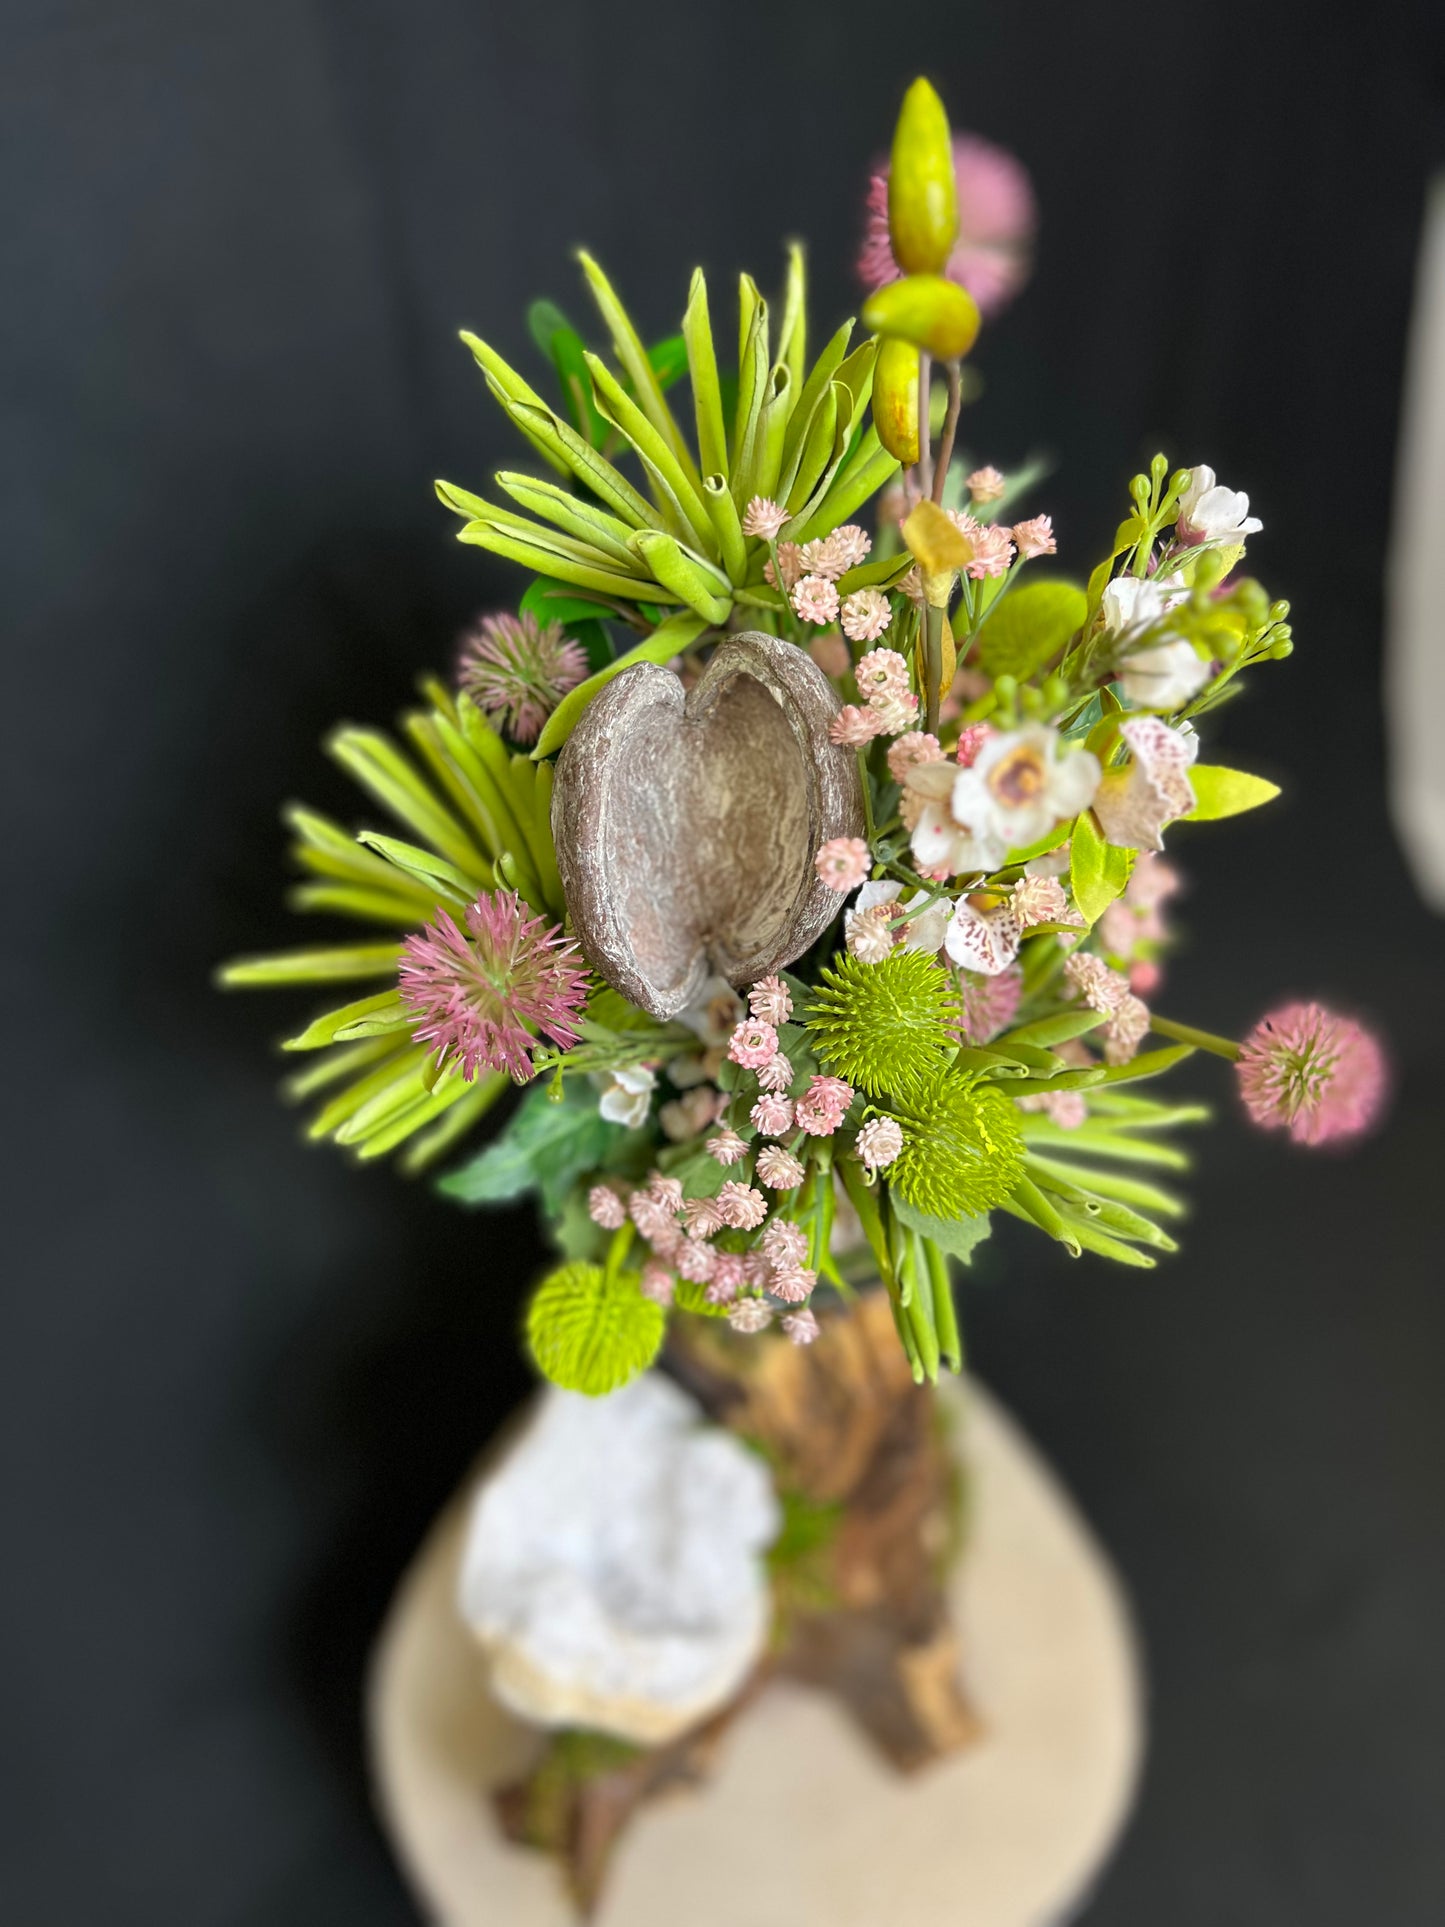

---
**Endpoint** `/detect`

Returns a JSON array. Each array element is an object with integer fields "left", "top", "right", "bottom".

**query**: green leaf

[
  {"left": 532, "top": 610, "right": 708, "bottom": 759},
  {"left": 216, "top": 943, "right": 401, "bottom": 988},
  {"left": 1069, "top": 810, "right": 1134, "bottom": 924},
  {"left": 1183, "top": 765, "right": 1282, "bottom": 821},
  {"left": 526, "top": 1261, "right": 665, "bottom": 1396},
  {"left": 674, "top": 1277, "right": 731, "bottom": 1318},
  {"left": 647, "top": 333, "right": 688, "bottom": 391},
  {"left": 437, "top": 1082, "right": 633, "bottom": 1217},
  {"left": 519, "top": 575, "right": 618, "bottom": 628},
  {"left": 976, "top": 579, "right": 1087, "bottom": 680},
  {"left": 888, "top": 1192, "right": 992, "bottom": 1264}
]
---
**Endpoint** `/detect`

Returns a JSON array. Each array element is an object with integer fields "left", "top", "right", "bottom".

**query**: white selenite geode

[{"left": 456, "top": 1374, "right": 781, "bottom": 1746}]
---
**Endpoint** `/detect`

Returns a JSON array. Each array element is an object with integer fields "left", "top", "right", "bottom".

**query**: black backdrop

[{"left": 5, "top": 2, "right": 1445, "bottom": 1920}]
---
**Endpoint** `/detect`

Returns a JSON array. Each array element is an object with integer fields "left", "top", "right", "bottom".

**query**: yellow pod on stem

[
  {"left": 888, "top": 78, "right": 958, "bottom": 275},
  {"left": 871, "top": 336, "right": 921, "bottom": 465},
  {"left": 862, "top": 274, "right": 981, "bottom": 363}
]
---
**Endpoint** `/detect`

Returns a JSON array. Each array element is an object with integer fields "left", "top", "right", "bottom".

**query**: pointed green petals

[
  {"left": 216, "top": 944, "right": 401, "bottom": 989},
  {"left": 576, "top": 251, "right": 700, "bottom": 490}
]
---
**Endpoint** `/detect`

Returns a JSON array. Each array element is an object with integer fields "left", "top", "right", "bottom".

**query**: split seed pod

[
  {"left": 888, "top": 78, "right": 958, "bottom": 276},
  {"left": 551, "top": 633, "right": 865, "bottom": 1019}
]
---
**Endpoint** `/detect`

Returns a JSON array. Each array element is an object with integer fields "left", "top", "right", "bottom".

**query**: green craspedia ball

[
  {"left": 805, "top": 949, "right": 959, "bottom": 1099},
  {"left": 890, "top": 1074, "right": 1024, "bottom": 1219},
  {"left": 526, "top": 1262, "right": 665, "bottom": 1397}
]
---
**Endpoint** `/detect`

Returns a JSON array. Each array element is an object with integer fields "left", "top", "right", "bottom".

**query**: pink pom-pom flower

[{"left": 1236, "top": 1002, "right": 1387, "bottom": 1146}]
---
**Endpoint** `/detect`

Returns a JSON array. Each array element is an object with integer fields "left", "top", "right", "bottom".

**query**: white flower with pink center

[
  {"left": 951, "top": 722, "right": 1101, "bottom": 851},
  {"left": 1174, "top": 464, "right": 1262, "bottom": 546}
]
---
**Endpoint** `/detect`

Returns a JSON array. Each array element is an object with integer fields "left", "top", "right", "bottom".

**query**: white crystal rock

[{"left": 457, "top": 1373, "right": 781, "bottom": 1746}]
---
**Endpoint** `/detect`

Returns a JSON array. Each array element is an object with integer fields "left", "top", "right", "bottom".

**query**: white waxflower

[
  {"left": 904, "top": 759, "right": 1008, "bottom": 877},
  {"left": 1175, "top": 464, "right": 1262, "bottom": 545},
  {"left": 949, "top": 723, "right": 1101, "bottom": 852},
  {"left": 1117, "top": 635, "right": 1210, "bottom": 710},
  {"left": 1092, "top": 716, "right": 1198, "bottom": 851},
  {"left": 943, "top": 896, "right": 1023, "bottom": 977},
  {"left": 845, "top": 880, "right": 951, "bottom": 956},
  {"left": 595, "top": 1063, "right": 656, "bottom": 1128},
  {"left": 1100, "top": 572, "right": 1188, "bottom": 635}
]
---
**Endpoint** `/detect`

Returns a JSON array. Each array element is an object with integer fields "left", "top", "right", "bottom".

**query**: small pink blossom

[
  {"left": 965, "top": 524, "right": 1015, "bottom": 579},
  {"left": 792, "top": 574, "right": 841, "bottom": 625},
  {"left": 856, "top": 1115, "right": 904, "bottom": 1172},
  {"left": 967, "top": 465, "right": 1007, "bottom": 504},
  {"left": 887, "top": 731, "right": 944, "bottom": 781},
  {"left": 675, "top": 1237, "right": 717, "bottom": 1283},
  {"left": 1130, "top": 959, "right": 1162, "bottom": 995},
  {"left": 829, "top": 703, "right": 883, "bottom": 748},
  {"left": 899, "top": 565, "right": 926, "bottom": 605},
  {"left": 762, "top": 1219, "right": 810, "bottom": 1268},
  {"left": 782, "top": 1307, "right": 820, "bottom": 1346},
  {"left": 841, "top": 588, "right": 893, "bottom": 642},
  {"left": 639, "top": 1261, "right": 676, "bottom": 1306},
  {"left": 646, "top": 1174, "right": 685, "bottom": 1213},
  {"left": 815, "top": 836, "right": 871, "bottom": 892},
  {"left": 1236, "top": 1003, "right": 1386, "bottom": 1146},
  {"left": 795, "top": 1073, "right": 854, "bottom": 1136},
  {"left": 742, "top": 495, "right": 789, "bottom": 539},
  {"left": 717, "top": 1180, "right": 769, "bottom": 1230},
  {"left": 957, "top": 963, "right": 1024, "bottom": 1043},
  {"left": 855, "top": 647, "right": 911, "bottom": 701},
  {"left": 456, "top": 611, "right": 588, "bottom": 746},
  {"left": 586, "top": 1185, "right": 626, "bottom": 1230},
  {"left": 1011, "top": 874, "right": 1082, "bottom": 930},
  {"left": 751, "top": 1093, "right": 795, "bottom": 1136},
  {"left": 627, "top": 1191, "right": 675, "bottom": 1243},
  {"left": 1011, "top": 514, "right": 1057, "bottom": 559},
  {"left": 706, "top": 1125, "right": 750, "bottom": 1167},
  {"left": 846, "top": 902, "right": 897, "bottom": 964},
  {"left": 769, "top": 1265, "right": 817, "bottom": 1305},
  {"left": 755, "top": 1052, "right": 795, "bottom": 1093},
  {"left": 748, "top": 975, "right": 793, "bottom": 1025},
  {"left": 742, "top": 1250, "right": 776, "bottom": 1292},
  {"left": 756, "top": 1146, "right": 806, "bottom": 1189},
  {"left": 824, "top": 524, "right": 873, "bottom": 573},
  {"left": 728, "top": 1297, "right": 774, "bottom": 1334},
  {"left": 728, "top": 1018, "right": 779, "bottom": 1068},
  {"left": 706, "top": 1254, "right": 746, "bottom": 1304},
  {"left": 1017, "top": 1089, "right": 1087, "bottom": 1128},
  {"left": 869, "top": 688, "right": 921, "bottom": 736},
  {"left": 659, "top": 1085, "right": 728, "bottom": 1141},
  {"left": 763, "top": 541, "right": 803, "bottom": 591},
  {"left": 682, "top": 1195, "right": 728, "bottom": 1238},
  {"left": 1064, "top": 953, "right": 1150, "bottom": 1064},
  {"left": 955, "top": 722, "right": 994, "bottom": 768}
]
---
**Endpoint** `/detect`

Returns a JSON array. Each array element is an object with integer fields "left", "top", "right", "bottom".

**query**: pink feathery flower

[
  {"left": 855, "top": 647, "right": 911, "bottom": 701},
  {"left": 728, "top": 1018, "right": 779, "bottom": 1068},
  {"left": 728, "top": 1297, "right": 774, "bottom": 1334},
  {"left": 869, "top": 689, "right": 921, "bottom": 736},
  {"left": 755, "top": 1051, "right": 795, "bottom": 1093},
  {"left": 965, "top": 524, "right": 1016, "bottom": 579},
  {"left": 829, "top": 703, "right": 883, "bottom": 748},
  {"left": 742, "top": 1250, "right": 776, "bottom": 1292},
  {"left": 955, "top": 722, "right": 995, "bottom": 769},
  {"left": 1130, "top": 959, "right": 1162, "bottom": 996},
  {"left": 967, "top": 466, "right": 1007, "bottom": 504},
  {"left": 795, "top": 1074, "right": 854, "bottom": 1136},
  {"left": 742, "top": 495, "right": 789, "bottom": 539},
  {"left": 1064, "top": 953, "right": 1149, "bottom": 1064},
  {"left": 1236, "top": 1003, "right": 1387, "bottom": 1146},
  {"left": 717, "top": 1180, "right": 768, "bottom": 1230},
  {"left": 649, "top": 1221, "right": 684, "bottom": 1261},
  {"left": 587, "top": 1185, "right": 626, "bottom": 1230},
  {"left": 782, "top": 1307, "right": 821, "bottom": 1346},
  {"left": 628, "top": 1192, "right": 675, "bottom": 1243},
  {"left": 827, "top": 524, "right": 873, "bottom": 573},
  {"left": 846, "top": 902, "right": 897, "bottom": 964},
  {"left": 1011, "top": 874, "right": 1081, "bottom": 929},
  {"left": 857, "top": 133, "right": 1037, "bottom": 317},
  {"left": 793, "top": 573, "right": 841, "bottom": 625},
  {"left": 675, "top": 1237, "right": 718, "bottom": 1284},
  {"left": 749, "top": 975, "right": 793, "bottom": 1025},
  {"left": 639, "top": 1261, "right": 676, "bottom": 1307},
  {"left": 706, "top": 1253, "right": 746, "bottom": 1304},
  {"left": 815, "top": 836, "right": 870, "bottom": 892},
  {"left": 456, "top": 611, "right": 588, "bottom": 746},
  {"left": 683, "top": 1195, "right": 728, "bottom": 1238},
  {"left": 799, "top": 537, "right": 837, "bottom": 577},
  {"left": 706, "top": 1125, "right": 750, "bottom": 1167},
  {"left": 399, "top": 890, "right": 588, "bottom": 1084},
  {"left": 763, "top": 542, "right": 804, "bottom": 591},
  {"left": 855, "top": 1115, "right": 904, "bottom": 1173},
  {"left": 887, "top": 731, "right": 945, "bottom": 782},
  {"left": 957, "top": 962, "right": 1024, "bottom": 1044},
  {"left": 647, "top": 1173, "right": 685, "bottom": 1213},
  {"left": 762, "top": 1219, "right": 810, "bottom": 1268},
  {"left": 769, "top": 1265, "right": 817, "bottom": 1305},
  {"left": 1011, "top": 514, "right": 1057, "bottom": 559},
  {"left": 756, "top": 1145, "right": 806, "bottom": 1189},
  {"left": 751, "top": 1092, "right": 795, "bottom": 1136},
  {"left": 841, "top": 588, "right": 893, "bottom": 643}
]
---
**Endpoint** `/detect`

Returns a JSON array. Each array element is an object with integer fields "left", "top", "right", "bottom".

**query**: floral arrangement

[{"left": 222, "top": 78, "right": 1385, "bottom": 1401}]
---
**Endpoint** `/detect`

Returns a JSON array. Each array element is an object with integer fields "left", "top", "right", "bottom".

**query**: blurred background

[{"left": 5, "top": 1, "right": 1445, "bottom": 1919}]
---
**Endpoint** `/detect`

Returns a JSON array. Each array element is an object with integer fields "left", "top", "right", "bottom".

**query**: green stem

[
  {"left": 857, "top": 749, "right": 877, "bottom": 845},
  {"left": 932, "top": 361, "right": 962, "bottom": 506},
  {"left": 923, "top": 602, "right": 944, "bottom": 734},
  {"left": 1149, "top": 1014, "right": 1241, "bottom": 1061}
]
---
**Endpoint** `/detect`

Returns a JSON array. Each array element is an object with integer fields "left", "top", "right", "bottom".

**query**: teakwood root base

[{"left": 367, "top": 1376, "right": 1144, "bottom": 1926}]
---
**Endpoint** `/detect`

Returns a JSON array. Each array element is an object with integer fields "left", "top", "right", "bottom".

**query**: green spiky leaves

[
  {"left": 526, "top": 1260, "right": 665, "bottom": 1397},
  {"left": 889, "top": 1074, "right": 1024, "bottom": 1220},
  {"left": 805, "top": 950, "right": 959, "bottom": 1099}
]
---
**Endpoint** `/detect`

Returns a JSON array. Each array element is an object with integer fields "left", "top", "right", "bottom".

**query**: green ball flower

[
  {"left": 889, "top": 1074, "right": 1024, "bottom": 1219},
  {"left": 805, "top": 949, "right": 959, "bottom": 1099}
]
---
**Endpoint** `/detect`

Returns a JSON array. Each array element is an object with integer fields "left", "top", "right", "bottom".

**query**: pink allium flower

[
  {"left": 957, "top": 962, "right": 1024, "bottom": 1043},
  {"left": 587, "top": 1185, "right": 626, "bottom": 1230},
  {"left": 782, "top": 1307, "right": 821, "bottom": 1346},
  {"left": 762, "top": 1219, "right": 809, "bottom": 1268},
  {"left": 706, "top": 1253, "right": 747, "bottom": 1304},
  {"left": 728, "top": 1297, "right": 774, "bottom": 1334},
  {"left": 742, "top": 495, "right": 789, "bottom": 539},
  {"left": 869, "top": 689, "right": 921, "bottom": 736},
  {"left": 683, "top": 1195, "right": 728, "bottom": 1238},
  {"left": 751, "top": 1093, "right": 795, "bottom": 1136},
  {"left": 841, "top": 588, "right": 893, "bottom": 643},
  {"left": 756, "top": 1145, "right": 806, "bottom": 1189},
  {"left": 967, "top": 466, "right": 1007, "bottom": 504},
  {"left": 855, "top": 647, "right": 911, "bottom": 701},
  {"left": 1011, "top": 514, "right": 1057, "bottom": 559},
  {"left": 769, "top": 1265, "right": 817, "bottom": 1305},
  {"left": 829, "top": 703, "right": 883, "bottom": 748},
  {"left": 755, "top": 1051, "right": 795, "bottom": 1093},
  {"left": 749, "top": 975, "right": 793, "bottom": 1025},
  {"left": 809, "top": 631, "right": 853, "bottom": 678},
  {"left": 815, "top": 836, "right": 870, "bottom": 892},
  {"left": 647, "top": 1173, "right": 685, "bottom": 1213},
  {"left": 1236, "top": 1003, "right": 1386, "bottom": 1146},
  {"left": 717, "top": 1181, "right": 768, "bottom": 1230},
  {"left": 763, "top": 542, "right": 803, "bottom": 591},
  {"left": 639, "top": 1261, "right": 676, "bottom": 1307},
  {"left": 1130, "top": 959, "right": 1162, "bottom": 995},
  {"left": 887, "top": 731, "right": 944, "bottom": 782},
  {"left": 399, "top": 890, "right": 588, "bottom": 1084},
  {"left": 846, "top": 902, "right": 897, "bottom": 964},
  {"left": 1011, "top": 874, "right": 1082, "bottom": 930},
  {"left": 676, "top": 1237, "right": 718, "bottom": 1283},
  {"left": 795, "top": 1074, "right": 854, "bottom": 1136},
  {"left": 793, "top": 573, "right": 841, "bottom": 625},
  {"left": 858, "top": 133, "right": 1037, "bottom": 317},
  {"left": 955, "top": 722, "right": 995, "bottom": 768},
  {"left": 965, "top": 524, "right": 1016, "bottom": 579},
  {"left": 707, "top": 1125, "right": 750, "bottom": 1167},
  {"left": 456, "top": 611, "right": 589, "bottom": 746},
  {"left": 728, "top": 1018, "right": 779, "bottom": 1068},
  {"left": 855, "top": 1115, "right": 904, "bottom": 1173}
]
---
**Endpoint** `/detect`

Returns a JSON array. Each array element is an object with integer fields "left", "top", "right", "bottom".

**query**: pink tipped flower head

[
  {"left": 706, "top": 1253, "right": 747, "bottom": 1304},
  {"left": 756, "top": 1145, "right": 806, "bottom": 1190},
  {"left": 824, "top": 524, "right": 873, "bottom": 574},
  {"left": 742, "top": 495, "right": 789, "bottom": 540},
  {"left": 706, "top": 1125, "right": 750, "bottom": 1167},
  {"left": 809, "top": 631, "right": 853, "bottom": 679},
  {"left": 957, "top": 962, "right": 1024, "bottom": 1044},
  {"left": 676, "top": 1237, "right": 718, "bottom": 1283},
  {"left": 717, "top": 1180, "right": 769, "bottom": 1230},
  {"left": 846, "top": 901, "right": 897, "bottom": 964},
  {"left": 764, "top": 541, "right": 804, "bottom": 591},
  {"left": 815, "top": 836, "right": 871, "bottom": 892},
  {"left": 683, "top": 1195, "right": 728, "bottom": 1238},
  {"left": 793, "top": 573, "right": 841, "bottom": 626},
  {"left": 728, "top": 1018, "right": 779, "bottom": 1068},
  {"left": 858, "top": 133, "right": 1037, "bottom": 317},
  {"left": 647, "top": 1173, "right": 685, "bottom": 1212},
  {"left": 966, "top": 466, "right": 1007, "bottom": 504},
  {"left": 795, "top": 1074, "right": 854, "bottom": 1136},
  {"left": 587, "top": 1185, "right": 627, "bottom": 1230},
  {"left": 841, "top": 588, "right": 894, "bottom": 643},
  {"left": 762, "top": 1219, "right": 810, "bottom": 1269},
  {"left": 399, "top": 890, "right": 588, "bottom": 1084},
  {"left": 755, "top": 1051, "right": 795, "bottom": 1093},
  {"left": 782, "top": 1307, "right": 821, "bottom": 1346},
  {"left": 750, "top": 1092, "right": 795, "bottom": 1136},
  {"left": 855, "top": 647, "right": 911, "bottom": 702},
  {"left": 869, "top": 689, "right": 922, "bottom": 737},
  {"left": 855, "top": 1115, "right": 904, "bottom": 1173},
  {"left": 769, "top": 1265, "right": 817, "bottom": 1305},
  {"left": 955, "top": 722, "right": 995, "bottom": 768},
  {"left": 456, "top": 611, "right": 588, "bottom": 746},
  {"left": 1236, "top": 1002, "right": 1386, "bottom": 1146},
  {"left": 1011, "top": 515, "right": 1057, "bottom": 559},
  {"left": 965, "top": 525, "right": 1016, "bottom": 580},
  {"left": 829, "top": 703, "right": 883, "bottom": 748},
  {"left": 728, "top": 1297, "right": 774, "bottom": 1335},
  {"left": 639, "top": 1261, "right": 676, "bottom": 1307},
  {"left": 748, "top": 975, "right": 793, "bottom": 1025},
  {"left": 887, "top": 731, "right": 945, "bottom": 782},
  {"left": 1011, "top": 874, "right": 1082, "bottom": 930}
]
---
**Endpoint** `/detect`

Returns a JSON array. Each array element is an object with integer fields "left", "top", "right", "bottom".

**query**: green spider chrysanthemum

[
  {"left": 889, "top": 1073, "right": 1024, "bottom": 1219},
  {"left": 805, "top": 949, "right": 959, "bottom": 1098}
]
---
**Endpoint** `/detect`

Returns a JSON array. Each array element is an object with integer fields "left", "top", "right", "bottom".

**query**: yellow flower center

[{"left": 986, "top": 743, "right": 1047, "bottom": 808}]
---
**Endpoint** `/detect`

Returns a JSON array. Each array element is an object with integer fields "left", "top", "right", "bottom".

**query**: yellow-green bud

[
  {"left": 872, "top": 336, "right": 921, "bottom": 464},
  {"left": 862, "top": 274, "right": 980, "bottom": 363},
  {"left": 888, "top": 78, "right": 958, "bottom": 276}
]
